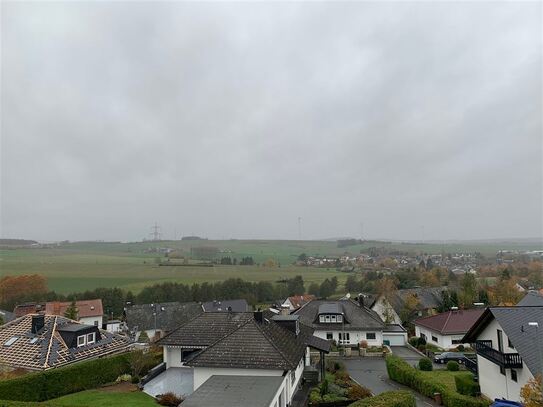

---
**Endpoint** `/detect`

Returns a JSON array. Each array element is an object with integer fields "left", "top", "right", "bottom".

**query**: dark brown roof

[
  {"left": 0, "top": 314, "right": 131, "bottom": 370},
  {"left": 414, "top": 309, "right": 484, "bottom": 335},
  {"left": 156, "top": 312, "right": 253, "bottom": 347}
]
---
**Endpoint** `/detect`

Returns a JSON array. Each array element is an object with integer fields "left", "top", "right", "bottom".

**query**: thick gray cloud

[{"left": 1, "top": 1, "right": 541, "bottom": 241}]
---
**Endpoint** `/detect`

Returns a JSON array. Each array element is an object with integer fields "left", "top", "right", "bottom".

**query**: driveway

[
  {"left": 390, "top": 346, "right": 424, "bottom": 362},
  {"left": 342, "top": 357, "right": 438, "bottom": 407}
]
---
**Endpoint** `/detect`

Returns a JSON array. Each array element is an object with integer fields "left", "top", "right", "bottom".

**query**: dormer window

[
  {"left": 337, "top": 315, "right": 343, "bottom": 323},
  {"left": 77, "top": 335, "right": 86, "bottom": 347},
  {"left": 319, "top": 315, "right": 325, "bottom": 323},
  {"left": 86, "top": 333, "right": 95, "bottom": 344},
  {"left": 331, "top": 315, "right": 337, "bottom": 323}
]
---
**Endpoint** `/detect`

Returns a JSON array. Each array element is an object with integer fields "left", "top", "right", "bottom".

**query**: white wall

[
  {"left": 79, "top": 316, "right": 102, "bottom": 327},
  {"left": 475, "top": 318, "right": 535, "bottom": 402},
  {"left": 372, "top": 297, "right": 401, "bottom": 325},
  {"left": 164, "top": 346, "right": 183, "bottom": 368},
  {"left": 136, "top": 329, "right": 160, "bottom": 342},
  {"left": 314, "top": 330, "right": 383, "bottom": 346},
  {"left": 193, "top": 367, "right": 283, "bottom": 390},
  {"left": 415, "top": 326, "right": 467, "bottom": 349}
]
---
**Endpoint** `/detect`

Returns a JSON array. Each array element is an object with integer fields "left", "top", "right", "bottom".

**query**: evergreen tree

[{"left": 64, "top": 301, "right": 78, "bottom": 320}]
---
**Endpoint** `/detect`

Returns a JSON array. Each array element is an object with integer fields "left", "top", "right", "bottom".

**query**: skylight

[
  {"left": 29, "top": 338, "right": 39, "bottom": 344},
  {"left": 4, "top": 336, "right": 19, "bottom": 347}
]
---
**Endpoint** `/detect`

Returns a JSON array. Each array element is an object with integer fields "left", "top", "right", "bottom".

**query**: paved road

[{"left": 343, "top": 355, "right": 439, "bottom": 407}]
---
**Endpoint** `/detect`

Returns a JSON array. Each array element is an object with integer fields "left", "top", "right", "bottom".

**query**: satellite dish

[{"left": 346, "top": 293, "right": 351, "bottom": 299}]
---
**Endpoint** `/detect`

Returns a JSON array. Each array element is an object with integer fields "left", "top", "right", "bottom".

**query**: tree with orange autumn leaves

[{"left": 0, "top": 275, "right": 48, "bottom": 309}]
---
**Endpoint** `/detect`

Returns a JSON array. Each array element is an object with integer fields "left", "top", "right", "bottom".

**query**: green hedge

[
  {"left": 385, "top": 356, "right": 489, "bottom": 407},
  {"left": 454, "top": 373, "right": 480, "bottom": 397},
  {"left": 349, "top": 391, "right": 415, "bottom": 407},
  {"left": 0, "top": 353, "right": 132, "bottom": 402}
]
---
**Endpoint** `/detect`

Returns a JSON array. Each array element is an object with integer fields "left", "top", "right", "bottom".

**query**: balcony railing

[{"left": 475, "top": 340, "right": 523, "bottom": 368}]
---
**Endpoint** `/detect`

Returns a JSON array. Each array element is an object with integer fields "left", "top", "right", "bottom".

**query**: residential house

[
  {"left": 293, "top": 298, "right": 407, "bottom": 347},
  {"left": 0, "top": 314, "right": 131, "bottom": 371},
  {"left": 281, "top": 295, "right": 316, "bottom": 311},
  {"left": 147, "top": 311, "right": 330, "bottom": 405},
  {"left": 371, "top": 287, "right": 446, "bottom": 325},
  {"left": 45, "top": 299, "right": 104, "bottom": 327},
  {"left": 14, "top": 303, "right": 44, "bottom": 318},
  {"left": 414, "top": 308, "right": 484, "bottom": 349},
  {"left": 463, "top": 306, "right": 543, "bottom": 402},
  {"left": 201, "top": 299, "right": 249, "bottom": 312},
  {"left": 124, "top": 301, "right": 203, "bottom": 342},
  {"left": 517, "top": 291, "right": 543, "bottom": 306}
]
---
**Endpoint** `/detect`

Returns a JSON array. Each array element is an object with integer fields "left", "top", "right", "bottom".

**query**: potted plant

[{"left": 359, "top": 340, "right": 368, "bottom": 356}]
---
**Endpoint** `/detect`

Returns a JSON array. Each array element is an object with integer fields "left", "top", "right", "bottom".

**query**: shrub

[
  {"left": 131, "top": 375, "right": 140, "bottom": 384},
  {"left": 115, "top": 374, "right": 132, "bottom": 383},
  {"left": 320, "top": 378, "right": 329, "bottom": 398},
  {"left": 335, "top": 370, "right": 351, "bottom": 387},
  {"left": 447, "top": 361, "right": 459, "bottom": 371},
  {"left": 455, "top": 374, "right": 480, "bottom": 397},
  {"left": 347, "top": 383, "right": 372, "bottom": 400},
  {"left": 385, "top": 356, "right": 489, "bottom": 407},
  {"left": 0, "top": 353, "right": 133, "bottom": 402},
  {"left": 360, "top": 340, "right": 369, "bottom": 349},
  {"left": 456, "top": 345, "right": 465, "bottom": 352},
  {"left": 418, "top": 358, "right": 433, "bottom": 371},
  {"left": 349, "top": 390, "right": 416, "bottom": 407},
  {"left": 408, "top": 337, "right": 419, "bottom": 347},
  {"left": 157, "top": 392, "right": 183, "bottom": 406}
]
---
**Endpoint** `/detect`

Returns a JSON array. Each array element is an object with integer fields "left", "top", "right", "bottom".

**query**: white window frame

[
  {"left": 337, "top": 315, "right": 343, "bottom": 323},
  {"left": 366, "top": 332, "right": 376, "bottom": 340},
  {"left": 319, "top": 315, "right": 325, "bottom": 323},
  {"left": 86, "top": 332, "right": 95, "bottom": 344},
  {"left": 77, "top": 335, "right": 86, "bottom": 347},
  {"left": 331, "top": 315, "right": 337, "bottom": 323},
  {"left": 325, "top": 315, "right": 330, "bottom": 323}
]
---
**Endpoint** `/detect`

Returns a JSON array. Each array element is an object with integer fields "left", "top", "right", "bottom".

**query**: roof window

[{"left": 4, "top": 336, "right": 19, "bottom": 347}]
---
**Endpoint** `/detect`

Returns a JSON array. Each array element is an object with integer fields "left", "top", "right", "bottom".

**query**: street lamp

[{"left": 527, "top": 322, "right": 542, "bottom": 396}]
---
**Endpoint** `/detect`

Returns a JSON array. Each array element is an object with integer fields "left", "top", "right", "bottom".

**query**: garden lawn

[
  {"left": 418, "top": 370, "right": 467, "bottom": 392},
  {"left": 0, "top": 390, "right": 157, "bottom": 407}
]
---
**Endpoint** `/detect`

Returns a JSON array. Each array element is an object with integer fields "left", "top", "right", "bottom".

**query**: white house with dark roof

[
  {"left": 463, "top": 306, "right": 543, "bottom": 402},
  {"left": 0, "top": 314, "right": 131, "bottom": 371},
  {"left": 293, "top": 298, "right": 407, "bottom": 347},
  {"left": 147, "top": 311, "right": 330, "bottom": 406}
]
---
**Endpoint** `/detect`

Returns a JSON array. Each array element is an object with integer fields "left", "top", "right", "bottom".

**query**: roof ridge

[
  {"left": 156, "top": 309, "right": 210, "bottom": 343},
  {"left": 253, "top": 319, "right": 297, "bottom": 369},
  {"left": 441, "top": 310, "right": 452, "bottom": 333},
  {"left": 43, "top": 316, "right": 57, "bottom": 369}
]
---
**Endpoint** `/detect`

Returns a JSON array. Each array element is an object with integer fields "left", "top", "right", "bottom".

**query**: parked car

[
  {"left": 433, "top": 352, "right": 466, "bottom": 364},
  {"left": 490, "top": 399, "right": 523, "bottom": 407}
]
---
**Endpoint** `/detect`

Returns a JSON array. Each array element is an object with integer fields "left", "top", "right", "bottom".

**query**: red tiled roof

[
  {"left": 45, "top": 299, "right": 103, "bottom": 318},
  {"left": 414, "top": 308, "right": 484, "bottom": 335}
]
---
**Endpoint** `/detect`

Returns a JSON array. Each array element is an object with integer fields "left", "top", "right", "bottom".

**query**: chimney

[
  {"left": 31, "top": 314, "right": 45, "bottom": 334},
  {"left": 358, "top": 294, "right": 365, "bottom": 308},
  {"left": 272, "top": 315, "right": 300, "bottom": 336},
  {"left": 254, "top": 310, "right": 263, "bottom": 323},
  {"left": 280, "top": 305, "right": 290, "bottom": 316}
]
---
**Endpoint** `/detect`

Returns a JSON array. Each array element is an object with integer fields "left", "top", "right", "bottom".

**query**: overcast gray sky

[{"left": 1, "top": 1, "right": 541, "bottom": 242}]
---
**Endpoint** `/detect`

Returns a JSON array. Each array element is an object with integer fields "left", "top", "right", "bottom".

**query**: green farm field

[{"left": 0, "top": 239, "right": 540, "bottom": 294}]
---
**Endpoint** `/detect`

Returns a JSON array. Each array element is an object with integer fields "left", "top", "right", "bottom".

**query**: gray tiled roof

[
  {"left": 294, "top": 299, "right": 385, "bottom": 331},
  {"left": 185, "top": 315, "right": 308, "bottom": 370},
  {"left": 517, "top": 292, "right": 543, "bottom": 306},
  {"left": 182, "top": 375, "right": 284, "bottom": 407},
  {"left": 202, "top": 299, "right": 249, "bottom": 312},
  {"left": 390, "top": 287, "right": 445, "bottom": 315},
  {"left": 124, "top": 302, "right": 203, "bottom": 333},
  {"left": 463, "top": 306, "right": 543, "bottom": 377}
]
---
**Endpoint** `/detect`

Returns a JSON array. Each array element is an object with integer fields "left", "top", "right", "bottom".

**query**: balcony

[{"left": 475, "top": 340, "right": 523, "bottom": 368}]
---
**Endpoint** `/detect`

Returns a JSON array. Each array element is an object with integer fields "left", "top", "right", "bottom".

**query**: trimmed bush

[
  {"left": 447, "top": 361, "right": 460, "bottom": 371},
  {"left": 349, "top": 391, "right": 416, "bottom": 407},
  {"left": 385, "top": 356, "right": 489, "bottom": 407},
  {"left": 347, "top": 383, "right": 372, "bottom": 400},
  {"left": 0, "top": 352, "right": 159, "bottom": 402},
  {"left": 455, "top": 373, "right": 480, "bottom": 397},
  {"left": 419, "top": 358, "right": 433, "bottom": 371}
]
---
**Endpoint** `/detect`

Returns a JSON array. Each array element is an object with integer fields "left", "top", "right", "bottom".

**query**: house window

[
  {"left": 326, "top": 333, "right": 333, "bottom": 340},
  {"left": 366, "top": 333, "right": 376, "bottom": 340},
  {"left": 291, "top": 370, "right": 296, "bottom": 385},
  {"left": 452, "top": 339, "right": 462, "bottom": 344},
  {"left": 339, "top": 333, "right": 350, "bottom": 343},
  {"left": 508, "top": 338, "right": 514, "bottom": 349},
  {"left": 337, "top": 315, "right": 343, "bottom": 323},
  {"left": 320, "top": 315, "right": 325, "bottom": 323},
  {"left": 431, "top": 335, "right": 438, "bottom": 343},
  {"left": 77, "top": 335, "right": 86, "bottom": 347},
  {"left": 4, "top": 336, "right": 19, "bottom": 347},
  {"left": 94, "top": 321, "right": 98, "bottom": 326},
  {"left": 511, "top": 370, "right": 517, "bottom": 382},
  {"left": 86, "top": 332, "right": 95, "bottom": 345},
  {"left": 331, "top": 315, "right": 337, "bottom": 323},
  {"left": 325, "top": 315, "right": 331, "bottom": 323}
]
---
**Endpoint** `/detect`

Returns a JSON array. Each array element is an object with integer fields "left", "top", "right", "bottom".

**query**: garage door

[{"left": 383, "top": 334, "right": 405, "bottom": 346}]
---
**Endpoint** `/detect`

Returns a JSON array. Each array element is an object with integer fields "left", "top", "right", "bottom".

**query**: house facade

[
  {"left": 414, "top": 308, "right": 484, "bottom": 349},
  {"left": 45, "top": 299, "right": 104, "bottom": 327},
  {"left": 463, "top": 306, "right": 542, "bottom": 402},
  {"left": 150, "top": 311, "right": 329, "bottom": 405},
  {"left": 293, "top": 299, "right": 407, "bottom": 347}
]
